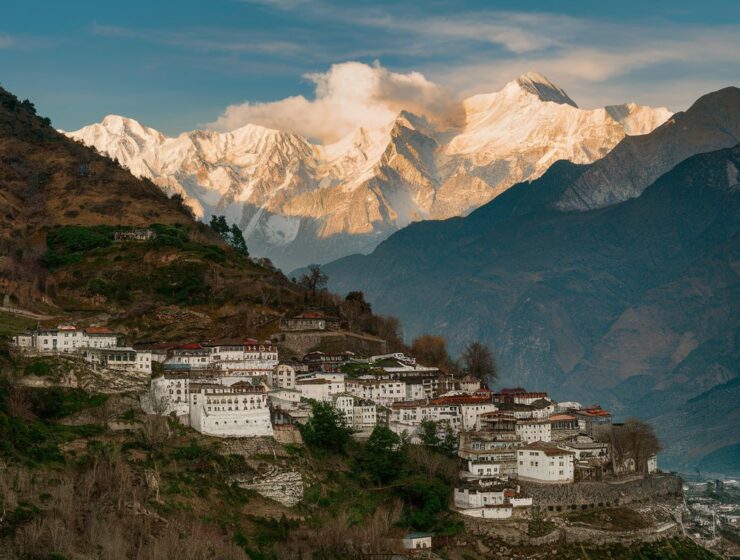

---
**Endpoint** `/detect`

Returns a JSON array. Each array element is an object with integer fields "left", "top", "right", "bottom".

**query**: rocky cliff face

[{"left": 67, "top": 73, "right": 670, "bottom": 271}]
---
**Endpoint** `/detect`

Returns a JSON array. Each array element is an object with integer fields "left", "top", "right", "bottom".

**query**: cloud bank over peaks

[{"left": 206, "top": 61, "right": 458, "bottom": 143}]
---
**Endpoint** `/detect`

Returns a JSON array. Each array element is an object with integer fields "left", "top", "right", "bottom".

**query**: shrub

[
  {"left": 44, "top": 226, "right": 114, "bottom": 268},
  {"left": 23, "top": 360, "right": 52, "bottom": 377}
]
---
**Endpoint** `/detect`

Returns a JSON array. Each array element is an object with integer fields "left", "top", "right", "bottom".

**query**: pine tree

[{"left": 229, "top": 224, "right": 249, "bottom": 256}]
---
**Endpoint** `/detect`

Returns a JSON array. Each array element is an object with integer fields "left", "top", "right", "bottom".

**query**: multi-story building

[
  {"left": 515, "top": 418, "right": 552, "bottom": 443},
  {"left": 296, "top": 377, "right": 345, "bottom": 402},
  {"left": 189, "top": 381, "right": 272, "bottom": 438},
  {"left": 346, "top": 378, "right": 406, "bottom": 406},
  {"left": 13, "top": 325, "right": 119, "bottom": 354},
  {"left": 332, "top": 393, "right": 377, "bottom": 432},
  {"left": 80, "top": 347, "right": 144, "bottom": 372},
  {"left": 303, "top": 351, "right": 354, "bottom": 373},
  {"left": 273, "top": 363, "right": 297, "bottom": 389},
  {"left": 516, "top": 442, "right": 575, "bottom": 483},
  {"left": 148, "top": 371, "right": 264, "bottom": 417}
]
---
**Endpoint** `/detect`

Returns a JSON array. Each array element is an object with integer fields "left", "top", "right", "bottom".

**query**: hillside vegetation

[
  {"left": 0, "top": 85, "right": 311, "bottom": 338},
  {"left": 0, "top": 335, "right": 721, "bottom": 560}
]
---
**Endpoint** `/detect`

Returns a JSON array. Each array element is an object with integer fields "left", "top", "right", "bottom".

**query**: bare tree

[
  {"left": 599, "top": 418, "right": 661, "bottom": 476},
  {"left": 298, "top": 264, "right": 328, "bottom": 300},
  {"left": 460, "top": 341, "right": 498, "bottom": 385},
  {"left": 411, "top": 334, "right": 453, "bottom": 370}
]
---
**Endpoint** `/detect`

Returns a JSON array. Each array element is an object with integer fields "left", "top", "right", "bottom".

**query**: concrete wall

[
  {"left": 277, "top": 331, "right": 387, "bottom": 356},
  {"left": 519, "top": 474, "right": 682, "bottom": 514}
]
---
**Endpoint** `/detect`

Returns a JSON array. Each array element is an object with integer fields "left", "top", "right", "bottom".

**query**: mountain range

[
  {"left": 67, "top": 73, "right": 671, "bottom": 271},
  {"left": 320, "top": 87, "right": 740, "bottom": 474}
]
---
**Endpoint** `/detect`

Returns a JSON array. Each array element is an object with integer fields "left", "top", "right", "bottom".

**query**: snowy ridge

[{"left": 67, "top": 73, "right": 671, "bottom": 270}]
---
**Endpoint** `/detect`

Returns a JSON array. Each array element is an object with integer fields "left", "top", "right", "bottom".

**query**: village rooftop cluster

[{"left": 13, "top": 322, "right": 659, "bottom": 522}]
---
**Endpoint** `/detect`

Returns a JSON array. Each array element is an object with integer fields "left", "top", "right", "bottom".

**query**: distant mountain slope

[
  {"left": 321, "top": 88, "right": 740, "bottom": 472},
  {"left": 67, "top": 73, "right": 670, "bottom": 270},
  {"left": 556, "top": 86, "right": 740, "bottom": 210}
]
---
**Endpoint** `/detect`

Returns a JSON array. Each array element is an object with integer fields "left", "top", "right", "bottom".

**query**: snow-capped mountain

[{"left": 67, "top": 72, "right": 671, "bottom": 271}]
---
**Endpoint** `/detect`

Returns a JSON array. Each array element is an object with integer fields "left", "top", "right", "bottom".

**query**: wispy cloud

[
  {"left": 206, "top": 60, "right": 457, "bottom": 143},
  {"left": 426, "top": 25, "right": 740, "bottom": 108},
  {"left": 0, "top": 34, "right": 15, "bottom": 48},
  {"left": 89, "top": 22, "right": 306, "bottom": 57}
]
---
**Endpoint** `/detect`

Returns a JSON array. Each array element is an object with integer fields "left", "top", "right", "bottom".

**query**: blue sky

[{"left": 1, "top": 0, "right": 738, "bottom": 137}]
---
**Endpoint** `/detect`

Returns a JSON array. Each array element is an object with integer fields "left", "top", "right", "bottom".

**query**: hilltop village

[{"left": 12, "top": 313, "right": 672, "bottom": 530}]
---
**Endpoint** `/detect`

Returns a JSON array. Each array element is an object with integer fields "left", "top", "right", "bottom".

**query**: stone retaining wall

[
  {"left": 519, "top": 474, "right": 682, "bottom": 515},
  {"left": 277, "top": 331, "right": 387, "bottom": 356},
  {"left": 562, "top": 521, "right": 680, "bottom": 544}
]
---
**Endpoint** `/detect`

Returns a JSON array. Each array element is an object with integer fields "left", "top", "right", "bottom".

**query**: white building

[
  {"left": 402, "top": 533, "right": 433, "bottom": 551},
  {"left": 189, "top": 381, "right": 273, "bottom": 438},
  {"left": 346, "top": 378, "right": 405, "bottom": 406},
  {"left": 165, "top": 344, "right": 211, "bottom": 368},
  {"left": 459, "top": 400, "right": 498, "bottom": 431},
  {"left": 14, "top": 325, "right": 119, "bottom": 354},
  {"left": 517, "top": 442, "right": 575, "bottom": 483},
  {"left": 148, "top": 372, "right": 263, "bottom": 417},
  {"left": 332, "top": 393, "right": 377, "bottom": 432},
  {"left": 80, "top": 347, "right": 138, "bottom": 371},
  {"left": 515, "top": 419, "right": 552, "bottom": 443},
  {"left": 454, "top": 486, "right": 506, "bottom": 508},
  {"left": 460, "top": 375, "right": 481, "bottom": 394},
  {"left": 12, "top": 333, "right": 33, "bottom": 349},
  {"left": 273, "top": 364, "right": 297, "bottom": 389},
  {"left": 296, "top": 378, "right": 345, "bottom": 402},
  {"left": 133, "top": 350, "right": 152, "bottom": 373},
  {"left": 206, "top": 339, "right": 278, "bottom": 371},
  {"left": 268, "top": 388, "right": 302, "bottom": 410},
  {"left": 467, "top": 460, "right": 503, "bottom": 478}
]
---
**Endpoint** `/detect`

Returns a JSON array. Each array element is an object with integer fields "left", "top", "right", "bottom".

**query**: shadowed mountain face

[{"left": 321, "top": 87, "right": 740, "bottom": 473}]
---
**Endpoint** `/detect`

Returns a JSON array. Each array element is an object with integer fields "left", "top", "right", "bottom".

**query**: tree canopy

[
  {"left": 299, "top": 401, "right": 354, "bottom": 454},
  {"left": 209, "top": 215, "right": 249, "bottom": 256},
  {"left": 599, "top": 418, "right": 661, "bottom": 475},
  {"left": 411, "top": 335, "right": 454, "bottom": 371},
  {"left": 460, "top": 341, "right": 497, "bottom": 385},
  {"left": 359, "top": 425, "right": 405, "bottom": 484}
]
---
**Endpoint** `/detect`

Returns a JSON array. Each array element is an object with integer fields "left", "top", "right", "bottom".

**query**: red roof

[
  {"left": 580, "top": 407, "right": 611, "bottom": 417},
  {"left": 177, "top": 343, "right": 203, "bottom": 350},
  {"left": 499, "top": 387, "right": 527, "bottom": 395},
  {"left": 430, "top": 395, "right": 493, "bottom": 406},
  {"left": 85, "top": 327, "right": 115, "bottom": 334},
  {"left": 548, "top": 414, "right": 577, "bottom": 421}
]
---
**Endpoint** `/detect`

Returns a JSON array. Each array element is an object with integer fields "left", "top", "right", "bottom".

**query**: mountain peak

[{"left": 513, "top": 71, "right": 578, "bottom": 108}]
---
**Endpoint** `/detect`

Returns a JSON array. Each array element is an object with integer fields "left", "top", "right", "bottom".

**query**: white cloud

[
  {"left": 206, "top": 61, "right": 457, "bottom": 143},
  {"left": 426, "top": 26, "right": 740, "bottom": 110}
]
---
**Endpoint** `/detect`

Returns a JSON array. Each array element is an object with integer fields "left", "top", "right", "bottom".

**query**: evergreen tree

[
  {"left": 439, "top": 423, "right": 459, "bottom": 457},
  {"left": 229, "top": 224, "right": 249, "bottom": 256},
  {"left": 360, "top": 425, "right": 404, "bottom": 485},
  {"left": 209, "top": 215, "right": 229, "bottom": 237},
  {"left": 299, "top": 401, "right": 353, "bottom": 454},
  {"left": 419, "top": 419, "right": 441, "bottom": 448}
]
